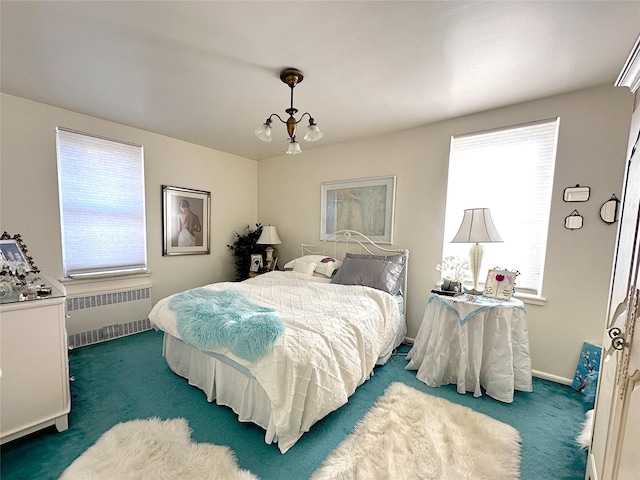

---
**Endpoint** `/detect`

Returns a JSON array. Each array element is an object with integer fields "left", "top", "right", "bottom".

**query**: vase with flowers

[{"left": 436, "top": 255, "right": 470, "bottom": 292}]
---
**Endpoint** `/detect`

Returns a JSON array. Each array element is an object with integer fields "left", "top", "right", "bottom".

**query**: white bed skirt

[
  {"left": 162, "top": 333, "right": 280, "bottom": 444},
  {"left": 161, "top": 322, "right": 406, "bottom": 449}
]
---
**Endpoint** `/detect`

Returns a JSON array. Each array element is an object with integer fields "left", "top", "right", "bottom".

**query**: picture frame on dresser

[
  {"left": 320, "top": 175, "right": 396, "bottom": 244},
  {"left": 162, "top": 185, "right": 211, "bottom": 256},
  {"left": 0, "top": 232, "right": 38, "bottom": 272}
]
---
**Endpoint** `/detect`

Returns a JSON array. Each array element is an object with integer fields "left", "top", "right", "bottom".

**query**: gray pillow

[
  {"left": 331, "top": 253, "right": 405, "bottom": 295},
  {"left": 344, "top": 253, "right": 406, "bottom": 294}
]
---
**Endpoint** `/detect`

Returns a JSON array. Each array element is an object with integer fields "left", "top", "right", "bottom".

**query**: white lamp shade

[
  {"left": 286, "top": 140, "right": 302, "bottom": 155},
  {"left": 304, "top": 124, "right": 323, "bottom": 142},
  {"left": 257, "top": 225, "right": 282, "bottom": 245},
  {"left": 255, "top": 123, "right": 272, "bottom": 142},
  {"left": 451, "top": 208, "right": 503, "bottom": 244}
]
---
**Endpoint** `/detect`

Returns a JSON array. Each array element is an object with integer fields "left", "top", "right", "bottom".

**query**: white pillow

[
  {"left": 314, "top": 258, "right": 342, "bottom": 277},
  {"left": 284, "top": 255, "right": 342, "bottom": 277},
  {"left": 292, "top": 259, "right": 317, "bottom": 275}
]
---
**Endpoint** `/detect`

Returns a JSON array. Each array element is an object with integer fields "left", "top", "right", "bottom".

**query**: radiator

[{"left": 66, "top": 285, "right": 153, "bottom": 349}]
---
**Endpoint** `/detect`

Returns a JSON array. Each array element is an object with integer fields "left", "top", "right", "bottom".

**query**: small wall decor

[
  {"left": 565, "top": 210, "right": 584, "bottom": 230},
  {"left": 162, "top": 185, "right": 211, "bottom": 256},
  {"left": 563, "top": 184, "right": 590, "bottom": 202},
  {"left": 320, "top": 175, "right": 396, "bottom": 243},
  {"left": 600, "top": 194, "right": 620, "bottom": 224}
]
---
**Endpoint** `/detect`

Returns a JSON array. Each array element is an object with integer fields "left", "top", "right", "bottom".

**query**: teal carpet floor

[{"left": 1, "top": 330, "right": 588, "bottom": 479}]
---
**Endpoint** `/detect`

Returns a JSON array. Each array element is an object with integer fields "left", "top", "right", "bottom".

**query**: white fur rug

[
  {"left": 59, "top": 418, "right": 258, "bottom": 480},
  {"left": 312, "top": 382, "right": 522, "bottom": 480}
]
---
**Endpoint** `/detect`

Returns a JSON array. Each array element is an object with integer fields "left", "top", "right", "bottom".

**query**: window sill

[
  {"left": 59, "top": 272, "right": 152, "bottom": 296},
  {"left": 513, "top": 292, "right": 546, "bottom": 306}
]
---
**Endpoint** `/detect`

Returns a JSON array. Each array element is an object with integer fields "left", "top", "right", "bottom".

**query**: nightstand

[{"left": 405, "top": 292, "right": 532, "bottom": 403}]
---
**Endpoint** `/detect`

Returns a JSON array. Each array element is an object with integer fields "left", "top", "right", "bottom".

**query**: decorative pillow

[
  {"left": 314, "top": 257, "right": 343, "bottom": 278},
  {"left": 292, "top": 259, "right": 317, "bottom": 276},
  {"left": 330, "top": 254, "right": 405, "bottom": 295},
  {"left": 284, "top": 255, "right": 342, "bottom": 278},
  {"left": 345, "top": 253, "right": 406, "bottom": 294}
]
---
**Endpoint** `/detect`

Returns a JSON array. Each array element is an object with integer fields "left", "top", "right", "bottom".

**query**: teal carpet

[{"left": 1, "top": 330, "right": 588, "bottom": 479}]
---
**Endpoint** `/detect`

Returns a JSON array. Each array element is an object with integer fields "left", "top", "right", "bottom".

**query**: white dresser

[{"left": 0, "top": 279, "right": 70, "bottom": 444}]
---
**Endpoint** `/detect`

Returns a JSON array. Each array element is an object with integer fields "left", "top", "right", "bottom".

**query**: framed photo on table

[
  {"left": 162, "top": 185, "right": 211, "bottom": 256},
  {"left": 483, "top": 269, "right": 518, "bottom": 300},
  {"left": 250, "top": 254, "right": 263, "bottom": 273},
  {"left": 320, "top": 176, "right": 396, "bottom": 244}
]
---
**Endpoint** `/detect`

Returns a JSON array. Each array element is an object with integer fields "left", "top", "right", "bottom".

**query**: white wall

[
  {"left": 257, "top": 84, "right": 633, "bottom": 381},
  {"left": 0, "top": 93, "right": 257, "bottom": 304}
]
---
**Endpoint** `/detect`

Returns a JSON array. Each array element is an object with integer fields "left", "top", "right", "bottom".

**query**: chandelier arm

[
  {"left": 267, "top": 113, "right": 287, "bottom": 125},
  {"left": 294, "top": 112, "right": 313, "bottom": 125}
]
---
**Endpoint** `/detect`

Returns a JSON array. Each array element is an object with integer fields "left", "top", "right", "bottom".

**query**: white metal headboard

[{"left": 301, "top": 230, "right": 410, "bottom": 303}]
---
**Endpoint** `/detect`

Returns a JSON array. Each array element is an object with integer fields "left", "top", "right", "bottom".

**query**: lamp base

[
  {"left": 265, "top": 246, "right": 274, "bottom": 261},
  {"left": 464, "top": 287, "right": 484, "bottom": 296}
]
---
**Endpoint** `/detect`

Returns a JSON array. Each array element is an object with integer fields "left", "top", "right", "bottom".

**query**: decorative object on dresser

[
  {"left": 256, "top": 225, "right": 281, "bottom": 263},
  {"left": 0, "top": 232, "right": 70, "bottom": 444},
  {"left": 162, "top": 185, "right": 211, "bottom": 256},
  {"left": 254, "top": 67, "right": 323, "bottom": 155},
  {"left": 320, "top": 176, "right": 396, "bottom": 244},
  {"left": 311, "top": 382, "right": 522, "bottom": 480},
  {"left": 450, "top": 208, "right": 503, "bottom": 294}
]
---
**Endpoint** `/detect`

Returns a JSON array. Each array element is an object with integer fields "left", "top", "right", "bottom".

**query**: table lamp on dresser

[{"left": 451, "top": 208, "right": 503, "bottom": 295}]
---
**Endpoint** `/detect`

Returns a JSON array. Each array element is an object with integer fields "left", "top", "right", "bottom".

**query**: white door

[{"left": 586, "top": 91, "right": 640, "bottom": 479}]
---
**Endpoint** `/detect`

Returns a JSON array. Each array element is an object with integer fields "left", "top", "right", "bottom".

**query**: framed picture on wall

[
  {"left": 162, "top": 185, "right": 211, "bottom": 256},
  {"left": 320, "top": 175, "right": 396, "bottom": 244}
]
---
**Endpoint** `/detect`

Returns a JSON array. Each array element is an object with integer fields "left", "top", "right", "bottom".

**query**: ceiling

[{"left": 2, "top": 1, "right": 639, "bottom": 161}]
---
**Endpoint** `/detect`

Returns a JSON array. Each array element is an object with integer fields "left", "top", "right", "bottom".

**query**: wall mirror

[
  {"left": 563, "top": 185, "right": 590, "bottom": 202},
  {"left": 565, "top": 210, "right": 583, "bottom": 230},
  {"left": 600, "top": 194, "right": 620, "bottom": 224}
]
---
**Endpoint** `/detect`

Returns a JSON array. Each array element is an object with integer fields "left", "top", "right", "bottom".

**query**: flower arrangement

[{"left": 436, "top": 255, "right": 471, "bottom": 283}]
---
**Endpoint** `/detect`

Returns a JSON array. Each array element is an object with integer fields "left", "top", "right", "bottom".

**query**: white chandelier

[{"left": 255, "top": 68, "right": 323, "bottom": 155}]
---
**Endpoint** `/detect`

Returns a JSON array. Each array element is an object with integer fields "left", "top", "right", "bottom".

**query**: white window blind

[
  {"left": 56, "top": 127, "right": 147, "bottom": 278},
  {"left": 442, "top": 118, "right": 559, "bottom": 296}
]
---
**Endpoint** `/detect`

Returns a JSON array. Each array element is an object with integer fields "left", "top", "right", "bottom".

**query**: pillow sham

[
  {"left": 345, "top": 253, "right": 406, "bottom": 294},
  {"left": 292, "top": 259, "right": 317, "bottom": 275},
  {"left": 330, "top": 253, "right": 405, "bottom": 295},
  {"left": 284, "top": 255, "right": 342, "bottom": 278}
]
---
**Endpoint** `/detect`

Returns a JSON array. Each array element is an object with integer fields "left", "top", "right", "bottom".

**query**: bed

[{"left": 148, "top": 230, "right": 409, "bottom": 453}]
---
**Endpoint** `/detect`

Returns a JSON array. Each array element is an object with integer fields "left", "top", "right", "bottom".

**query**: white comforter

[{"left": 148, "top": 271, "right": 403, "bottom": 453}]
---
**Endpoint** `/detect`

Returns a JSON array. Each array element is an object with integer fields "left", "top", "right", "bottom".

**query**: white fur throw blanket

[{"left": 59, "top": 418, "right": 258, "bottom": 480}]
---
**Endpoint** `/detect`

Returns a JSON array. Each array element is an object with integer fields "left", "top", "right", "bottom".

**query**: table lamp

[
  {"left": 451, "top": 208, "right": 503, "bottom": 294},
  {"left": 256, "top": 225, "right": 282, "bottom": 262}
]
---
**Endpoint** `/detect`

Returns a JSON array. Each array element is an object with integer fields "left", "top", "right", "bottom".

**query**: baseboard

[{"left": 532, "top": 369, "right": 572, "bottom": 386}]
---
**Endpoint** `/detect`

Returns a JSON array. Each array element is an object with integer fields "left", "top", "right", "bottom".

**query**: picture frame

[
  {"left": 0, "top": 232, "right": 38, "bottom": 272},
  {"left": 162, "top": 185, "right": 211, "bottom": 256},
  {"left": 250, "top": 254, "right": 263, "bottom": 273},
  {"left": 320, "top": 175, "right": 396, "bottom": 244},
  {"left": 483, "top": 269, "right": 518, "bottom": 300}
]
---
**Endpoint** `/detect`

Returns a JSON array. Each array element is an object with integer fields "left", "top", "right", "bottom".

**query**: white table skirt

[{"left": 406, "top": 294, "right": 533, "bottom": 403}]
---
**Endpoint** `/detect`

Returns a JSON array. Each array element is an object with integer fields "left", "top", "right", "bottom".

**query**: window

[
  {"left": 56, "top": 127, "right": 147, "bottom": 278},
  {"left": 442, "top": 118, "right": 559, "bottom": 296}
]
